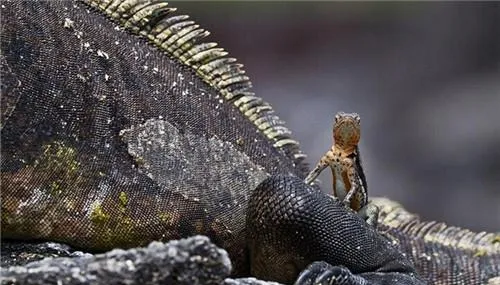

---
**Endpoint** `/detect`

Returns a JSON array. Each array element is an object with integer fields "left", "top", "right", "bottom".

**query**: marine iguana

[
  {"left": 0, "top": 1, "right": 498, "bottom": 284},
  {"left": 304, "top": 112, "right": 379, "bottom": 227}
]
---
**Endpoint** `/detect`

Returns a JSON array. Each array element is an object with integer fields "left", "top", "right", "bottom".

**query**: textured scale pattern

[
  {"left": 0, "top": 0, "right": 305, "bottom": 276},
  {"left": 374, "top": 198, "right": 500, "bottom": 253},
  {"left": 85, "top": 0, "right": 308, "bottom": 171},
  {"left": 1, "top": 1, "right": 499, "bottom": 284},
  {"left": 374, "top": 198, "right": 500, "bottom": 284},
  {"left": 247, "top": 175, "right": 422, "bottom": 284}
]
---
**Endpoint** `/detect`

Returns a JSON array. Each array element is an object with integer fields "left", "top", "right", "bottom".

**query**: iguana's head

[{"left": 333, "top": 112, "right": 361, "bottom": 154}]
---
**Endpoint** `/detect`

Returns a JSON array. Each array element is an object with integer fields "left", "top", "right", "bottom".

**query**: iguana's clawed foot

[
  {"left": 295, "top": 261, "right": 366, "bottom": 285},
  {"left": 357, "top": 202, "right": 379, "bottom": 228}
]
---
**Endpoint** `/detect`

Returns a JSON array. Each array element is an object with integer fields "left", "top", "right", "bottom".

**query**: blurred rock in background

[{"left": 173, "top": 2, "right": 500, "bottom": 232}]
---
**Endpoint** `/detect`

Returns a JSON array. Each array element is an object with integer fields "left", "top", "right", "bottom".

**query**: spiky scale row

[
  {"left": 374, "top": 197, "right": 500, "bottom": 255},
  {"left": 83, "top": 0, "right": 308, "bottom": 169}
]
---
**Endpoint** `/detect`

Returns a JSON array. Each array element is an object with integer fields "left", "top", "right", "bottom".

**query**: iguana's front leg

[{"left": 247, "top": 175, "right": 424, "bottom": 285}]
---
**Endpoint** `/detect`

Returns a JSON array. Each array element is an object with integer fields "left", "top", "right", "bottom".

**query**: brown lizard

[{"left": 304, "top": 112, "right": 379, "bottom": 226}]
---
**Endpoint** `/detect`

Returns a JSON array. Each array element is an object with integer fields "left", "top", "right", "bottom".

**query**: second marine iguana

[{"left": 0, "top": 1, "right": 498, "bottom": 284}]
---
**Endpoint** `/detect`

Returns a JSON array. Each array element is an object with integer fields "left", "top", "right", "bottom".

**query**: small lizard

[{"left": 304, "top": 112, "right": 379, "bottom": 226}]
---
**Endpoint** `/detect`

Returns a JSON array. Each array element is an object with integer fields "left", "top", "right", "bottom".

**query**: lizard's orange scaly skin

[{"left": 305, "top": 112, "right": 378, "bottom": 226}]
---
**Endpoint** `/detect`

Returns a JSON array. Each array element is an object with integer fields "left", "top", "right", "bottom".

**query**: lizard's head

[{"left": 333, "top": 112, "right": 361, "bottom": 153}]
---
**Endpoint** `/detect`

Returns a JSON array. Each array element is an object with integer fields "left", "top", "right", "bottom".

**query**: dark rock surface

[
  {"left": 1, "top": 235, "right": 251, "bottom": 285},
  {"left": 0, "top": 236, "right": 281, "bottom": 285},
  {"left": 225, "top": 278, "right": 283, "bottom": 285},
  {"left": 1, "top": 241, "right": 91, "bottom": 267}
]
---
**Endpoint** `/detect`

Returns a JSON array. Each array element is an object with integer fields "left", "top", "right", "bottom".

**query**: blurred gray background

[{"left": 172, "top": 2, "right": 500, "bottom": 232}]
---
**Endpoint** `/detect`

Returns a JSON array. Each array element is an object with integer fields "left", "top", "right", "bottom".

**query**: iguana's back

[
  {"left": 1, "top": 1, "right": 499, "bottom": 284},
  {"left": 1, "top": 0, "right": 305, "bottom": 276}
]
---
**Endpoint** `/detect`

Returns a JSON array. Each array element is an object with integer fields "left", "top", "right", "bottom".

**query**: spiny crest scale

[
  {"left": 84, "top": 0, "right": 307, "bottom": 171},
  {"left": 374, "top": 198, "right": 500, "bottom": 254}
]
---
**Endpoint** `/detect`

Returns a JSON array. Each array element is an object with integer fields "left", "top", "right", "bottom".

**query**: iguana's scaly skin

[
  {"left": 1, "top": 1, "right": 498, "bottom": 284},
  {"left": 374, "top": 198, "right": 500, "bottom": 285}
]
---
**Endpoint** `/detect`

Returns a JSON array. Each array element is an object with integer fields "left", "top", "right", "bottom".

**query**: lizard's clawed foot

[
  {"left": 304, "top": 171, "right": 319, "bottom": 185},
  {"left": 358, "top": 202, "right": 379, "bottom": 228},
  {"left": 342, "top": 190, "right": 354, "bottom": 206},
  {"left": 295, "top": 261, "right": 365, "bottom": 285}
]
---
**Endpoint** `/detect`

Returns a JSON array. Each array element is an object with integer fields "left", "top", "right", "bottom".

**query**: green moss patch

[
  {"left": 90, "top": 202, "right": 110, "bottom": 224},
  {"left": 34, "top": 141, "right": 83, "bottom": 195}
]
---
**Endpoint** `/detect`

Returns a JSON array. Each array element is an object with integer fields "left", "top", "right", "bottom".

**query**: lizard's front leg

[
  {"left": 342, "top": 158, "right": 359, "bottom": 207},
  {"left": 304, "top": 150, "right": 334, "bottom": 185},
  {"left": 342, "top": 158, "right": 379, "bottom": 227}
]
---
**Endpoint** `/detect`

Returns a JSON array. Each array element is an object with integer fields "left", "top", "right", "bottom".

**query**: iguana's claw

[{"left": 295, "top": 261, "right": 366, "bottom": 285}]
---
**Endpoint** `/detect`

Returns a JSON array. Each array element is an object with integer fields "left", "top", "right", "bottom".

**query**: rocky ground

[{"left": 0, "top": 236, "right": 282, "bottom": 285}]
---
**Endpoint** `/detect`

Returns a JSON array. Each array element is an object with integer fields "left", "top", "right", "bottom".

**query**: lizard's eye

[
  {"left": 355, "top": 116, "right": 361, "bottom": 123},
  {"left": 334, "top": 114, "right": 341, "bottom": 122}
]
